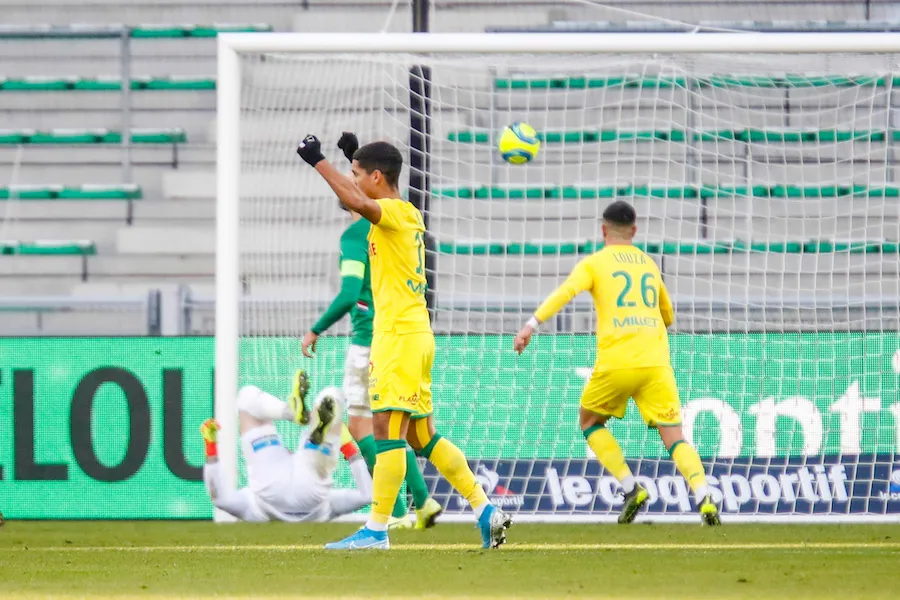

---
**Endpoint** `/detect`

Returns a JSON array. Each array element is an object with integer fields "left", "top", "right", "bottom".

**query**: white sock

[
  {"left": 694, "top": 485, "right": 711, "bottom": 505},
  {"left": 473, "top": 502, "right": 490, "bottom": 520},
  {"left": 621, "top": 476, "right": 636, "bottom": 494},
  {"left": 365, "top": 520, "right": 388, "bottom": 532},
  {"left": 237, "top": 386, "right": 291, "bottom": 422},
  {"left": 348, "top": 456, "right": 373, "bottom": 500}
]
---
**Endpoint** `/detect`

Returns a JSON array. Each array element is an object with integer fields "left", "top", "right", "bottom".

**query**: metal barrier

[{"left": 0, "top": 291, "right": 159, "bottom": 335}]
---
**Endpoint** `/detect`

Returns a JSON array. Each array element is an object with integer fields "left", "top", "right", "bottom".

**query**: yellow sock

[
  {"left": 670, "top": 441, "right": 708, "bottom": 494},
  {"left": 368, "top": 441, "right": 407, "bottom": 526},
  {"left": 424, "top": 436, "right": 488, "bottom": 512},
  {"left": 583, "top": 425, "right": 633, "bottom": 482}
]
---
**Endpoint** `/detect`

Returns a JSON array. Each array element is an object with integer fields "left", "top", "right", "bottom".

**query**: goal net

[{"left": 216, "top": 33, "right": 900, "bottom": 522}]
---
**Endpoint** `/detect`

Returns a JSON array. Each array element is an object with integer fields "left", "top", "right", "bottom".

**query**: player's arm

[
  {"left": 203, "top": 462, "right": 267, "bottom": 522},
  {"left": 296, "top": 133, "right": 383, "bottom": 224},
  {"left": 514, "top": 260, "right": 593, "bottom": 354},
  {"left": 315, "top": 159, "right": 383, "bottom": 224},
  {"left": 659, "top": 279, "right": 675, "bottom": 328},
  {"left": 302, "top": 262, "right": 365, "bottom": 357}
]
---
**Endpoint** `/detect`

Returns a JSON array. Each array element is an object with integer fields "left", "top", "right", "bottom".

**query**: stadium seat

[
  {"left": 436, "top": 240, "right": 900, "bottom": 256},
  {"left": 0, "top": 240, "right": 96, "bottom": 255},
  {"left": 0, "top": 23, "right": 272, "bottom": 39},
  {"left": 494, "top": 75, "right": 900, "bottom": 90},
  {"left": 433, "top": 185, "right": 900, "bottom": 200},
  {"left": 448, "top": 129, "right": 900, "bottom": 144},
  {"left": 0, "top": 128, "right": 186, "bottom": 144},
  {"left": 0, "top": 184, "right": 141, "bottom": 200},
  {"left": 0, "top": 77, "right": 216, "bottom": 91}
]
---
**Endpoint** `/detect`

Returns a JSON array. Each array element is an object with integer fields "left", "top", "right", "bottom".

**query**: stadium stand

[{"left": 0, "top": 0, "right": 897, "bottom": 334}]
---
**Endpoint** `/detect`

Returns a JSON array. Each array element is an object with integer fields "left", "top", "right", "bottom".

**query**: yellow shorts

[
  {"left": 580, "top": 366, "right": 681, "bottom": 427},
  {"left": 369, "top": 330, "right": 434, "bottom": 418}
]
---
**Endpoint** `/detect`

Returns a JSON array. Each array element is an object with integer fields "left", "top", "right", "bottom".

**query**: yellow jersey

[
  {"left": 367, "top": 198, "right": 432, "bottom": 334},
  {"left": 534, "top": 245, "right": 674, "bottom": 372}
]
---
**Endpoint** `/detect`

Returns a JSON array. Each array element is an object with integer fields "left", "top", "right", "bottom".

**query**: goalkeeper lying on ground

[{"left": 201, "top": 371, "right": 372, "bottom": 522}]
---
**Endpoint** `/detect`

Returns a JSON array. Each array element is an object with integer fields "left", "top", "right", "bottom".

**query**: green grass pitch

[{"left": 0, "top": 521, "right": 898, "bottom": 599}]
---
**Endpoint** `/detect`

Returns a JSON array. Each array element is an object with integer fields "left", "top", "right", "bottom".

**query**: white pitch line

[{"left": 1, "top": 542, "right": 898, "bottom": 552}]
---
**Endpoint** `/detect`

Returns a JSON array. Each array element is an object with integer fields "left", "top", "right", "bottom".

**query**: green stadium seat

[
  {"left": 0, "top": 184, "right": 141, "bottom": 200},
  {"left": 494, "top": 75, "right": 900, "bottom": 90},
  {"left": 0, "top": 76, "right": 216, "bottom": 91},
  {"left": 0, "top": 128, "right": 186, "bottom": 144},
  {"left": 436, "top": 240, "right": 900, "bottom": 256},
  {"left": 129, "top": 23, "right": 272, "bottom": 38},
  {"left": 434, "top": 185, "right": 900, "bottom": 200},
  {"left": 0, "top": 240, "right": 96, "bottom": 255},
  {"left": 448, "top": 128, "right": 899, "bottom": 145},
  {"left": 0, "top": 23, "right": 272, "bottom": 40}
]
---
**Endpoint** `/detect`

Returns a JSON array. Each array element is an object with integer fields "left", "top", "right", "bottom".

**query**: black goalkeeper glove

[
  {"left": 337, "top": 131, "right": 359, "bottom": 163},
  {"left": 296, "top": 134, "right": 325, "bottom": 167}
]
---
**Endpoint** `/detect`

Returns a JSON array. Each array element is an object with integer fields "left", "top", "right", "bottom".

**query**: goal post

[{"left": 216, "top": 32, "right": 900, "bottom": 523}]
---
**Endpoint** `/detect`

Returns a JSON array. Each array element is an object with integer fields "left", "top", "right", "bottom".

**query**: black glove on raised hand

[
  {"left": 296, "top": 134, "right": 325, "bottom": 167},
  {"left": 337, "top": 132, "right": 359, "bottom": 163}
]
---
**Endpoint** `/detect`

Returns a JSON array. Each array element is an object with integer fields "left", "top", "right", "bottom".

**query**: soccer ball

[{"left": 498, "top": 122, "right": 540, "bottom": 164}]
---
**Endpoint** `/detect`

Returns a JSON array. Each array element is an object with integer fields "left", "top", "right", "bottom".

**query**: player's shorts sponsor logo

[
  {"left": 878, "top": 469, "right": 900, "bottom": 500},
  {"left": 398, "top": 393, "right": 418, "bottom": 406},
  {"left": 457, "top": 465, "right": 524, "bottom": 509},
  {"left": 657, "top": 408, "right": 678, "bottom": 423}
]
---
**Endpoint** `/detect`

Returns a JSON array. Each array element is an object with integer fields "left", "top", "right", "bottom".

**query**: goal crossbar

[{"left": 218, "top": 32, "right": 900, "bottom": 55}]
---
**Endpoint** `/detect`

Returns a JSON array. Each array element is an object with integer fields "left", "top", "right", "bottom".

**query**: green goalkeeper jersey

[{"left": 311, "top": 218, "right": 374, "bottom": 347}]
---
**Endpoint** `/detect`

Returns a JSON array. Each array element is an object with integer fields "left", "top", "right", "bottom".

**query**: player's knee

[
  {"left": 416, "top": 432, "right": 442, "bottom": 459},
  {"left": 579, "top": 407, "right": 609, "bottom": 430}
]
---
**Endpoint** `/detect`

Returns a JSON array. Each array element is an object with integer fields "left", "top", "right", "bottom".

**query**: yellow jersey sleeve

[
  {"left": 534, "top": 259, "right": 594, "bottom": 324},
  {"left": 374, "top": 198, "right": 408, "bottom": 231},
  {"left": 659, "top": 280, "right": 674, "bottom": 327}
]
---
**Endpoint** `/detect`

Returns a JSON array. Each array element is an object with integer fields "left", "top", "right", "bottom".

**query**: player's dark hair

[
  {"left": 353, "top": 141, "right": 403, "bottom": 188},
  {"left": 602, "top": 201, "right": 637, "bottom": 226}
]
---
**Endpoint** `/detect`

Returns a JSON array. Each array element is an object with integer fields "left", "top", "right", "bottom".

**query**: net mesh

[{"left": 231, "top": 48, "right": 900, "bottom": 518}]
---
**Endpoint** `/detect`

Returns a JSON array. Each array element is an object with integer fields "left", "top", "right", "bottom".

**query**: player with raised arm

[
  {"left": 301, "top": 132, "right": 443, "bottom": 531},
  {"left": 514, "top": 201, "right": 721, "bottom": 526},
  {"left": 200, "top": 371, "right": 373, "bottom": 522},
  {"left": 297, "top": 134, "right": 511, "bottom": 550}
]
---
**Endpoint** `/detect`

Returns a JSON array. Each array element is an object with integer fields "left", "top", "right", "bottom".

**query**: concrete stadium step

[
  {"left": 0, "top": 144, "right": 214, "bottom": 166},
  {"left": 162, "top": 169, "right": 339, "bottom": 199},
  {"left": 1, "top": 221, "right": 113, "bottom": 245},
  {"left": 0, "top": 199, "right": 130, "bottom": 220},
  {"left": 0, "top": 165, "right": 166, "bottom": 197},
  {"left": 87, "top": 254, "right": 213, "bottom": 277},
  {"left": 0, "top": 89, "right": 215, "bottom": 111},
  {"left": 1, "top": 112, "right": 209, "bottom": 141},
  {"left": 115, "top": 223, "right": 346, "bottom": 254},
  {"left": 130, "top": 199, "right": 214, "bottom": 221},
  {"left": 0, "top": 275, "right": 83, "bottom": 294},
  {"left": 0, "top": 254, "right": 84, "bottom": 275},
  {"left": 1, "top": 58, "right": 217, "bottom": 78}
]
